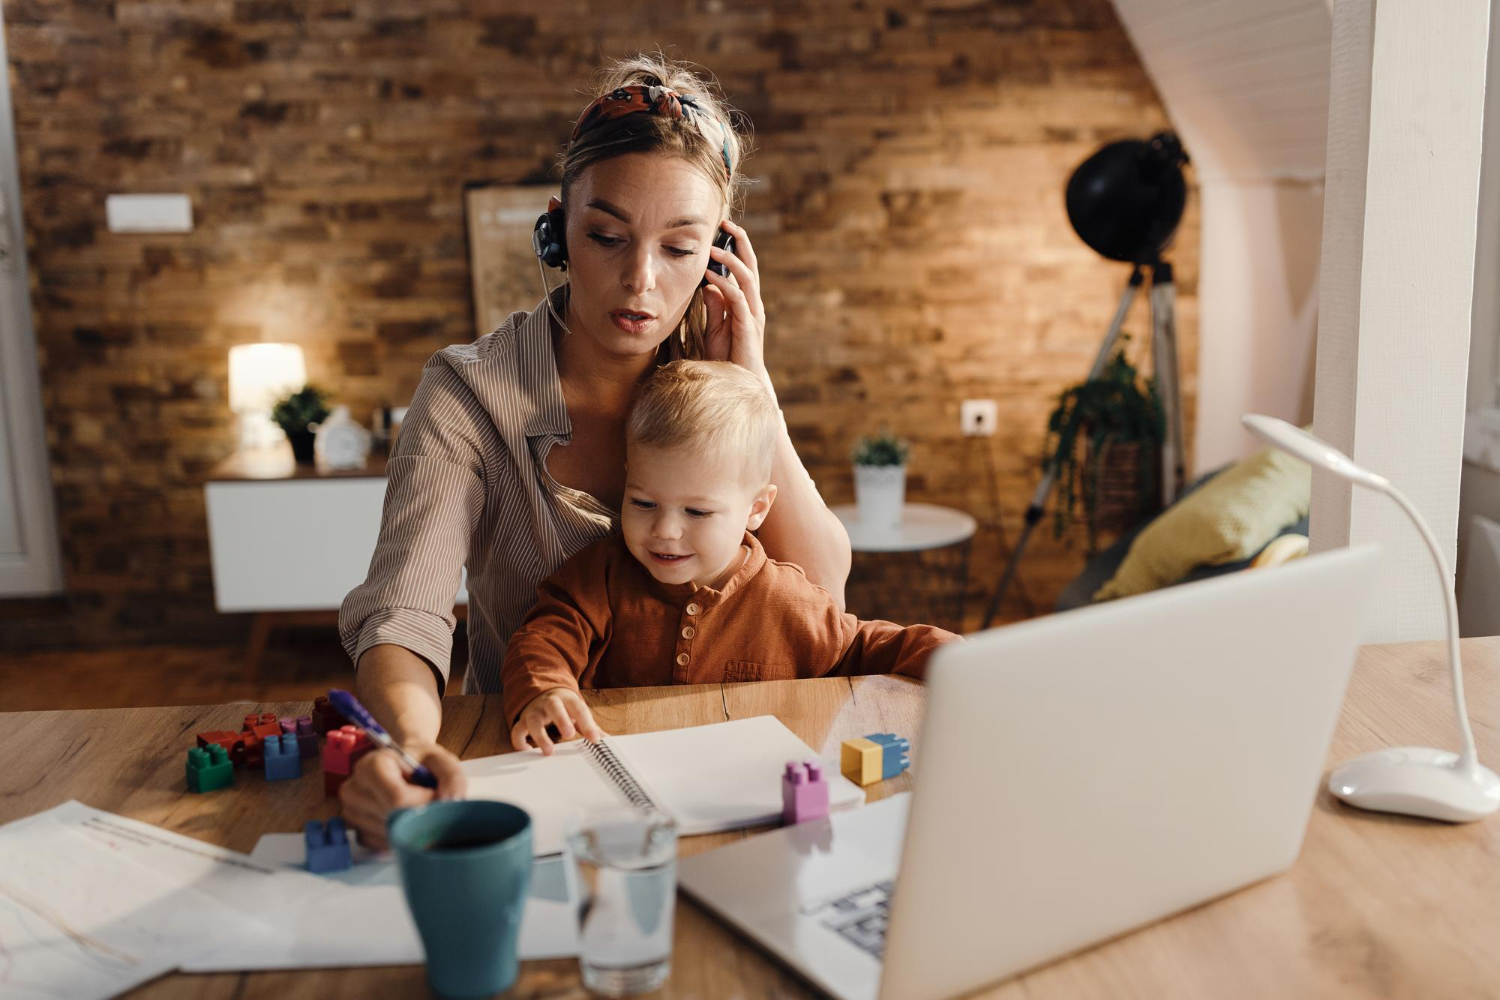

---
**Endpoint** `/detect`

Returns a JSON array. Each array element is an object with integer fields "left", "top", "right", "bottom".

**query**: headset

[{"left": 532, "top": 205, "right": 735, "bottom": 287}]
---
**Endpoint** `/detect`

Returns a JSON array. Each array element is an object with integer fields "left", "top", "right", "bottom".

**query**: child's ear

[{"left": 745, "top": 483, "right": 778, "bottom": 531}]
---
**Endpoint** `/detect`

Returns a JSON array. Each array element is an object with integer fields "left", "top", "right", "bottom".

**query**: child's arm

[
  {"left": 827, "top": 620, "right": 961, "bottom": 680},
  {"left": 500, "top": 554, "right": 613, "bottom": 736},
  {"left": 510, "top": 686, "right": 603, "bottom": 755}
]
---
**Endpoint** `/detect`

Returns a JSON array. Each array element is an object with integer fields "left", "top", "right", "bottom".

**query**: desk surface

[{"left": 2, "top": 639, "right": 1498, "bottom": 998}]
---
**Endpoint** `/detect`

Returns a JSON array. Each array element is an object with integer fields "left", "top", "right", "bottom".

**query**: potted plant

[
  {"left": 1044, "top": 348, "right": 1165, "bottom": 553},
  {"left": 851, "top": 429, "right": 911, "bottom": 529},
  {"left": 271, "top": 385, "right": 331, "bottom": 465}
]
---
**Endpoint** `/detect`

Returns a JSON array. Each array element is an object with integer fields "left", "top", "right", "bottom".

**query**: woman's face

[{"left": 563, "top": 152, "right": 724, "bottom": 360}]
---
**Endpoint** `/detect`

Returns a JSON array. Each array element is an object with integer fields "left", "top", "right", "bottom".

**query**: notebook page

[
  {"left": 609, "top": 716, "right": 866, "bottom": 835},
  {"left": 462, "top": 741, "right": 629, "bottom": 856}
]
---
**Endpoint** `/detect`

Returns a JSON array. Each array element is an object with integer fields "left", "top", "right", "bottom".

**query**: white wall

[
  {"left": 1195, "top": 180, "right": 1323, "bottom": 466},
  {"left": 1109, "top": 0, "right": 1333, "bottom": 472}
]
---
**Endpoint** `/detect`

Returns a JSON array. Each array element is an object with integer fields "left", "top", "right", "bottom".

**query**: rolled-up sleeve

[{"left": 339, "top": 355, "right": 493, "bottom": 691}]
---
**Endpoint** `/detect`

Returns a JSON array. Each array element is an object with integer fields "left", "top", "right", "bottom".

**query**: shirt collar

[
  {"left": 645, "top": 531, "right": 768, "bottom": 607},
  {"left": 516, "top": 286, "right": 682, "bottom": 440},
  {"left": 516, "top": 285, "right": 572, "bottom": 439}
]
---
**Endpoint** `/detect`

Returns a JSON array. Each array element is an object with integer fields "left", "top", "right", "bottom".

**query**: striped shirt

[{"left": 339, "top": 290, "right": 652, "bottom": 694}]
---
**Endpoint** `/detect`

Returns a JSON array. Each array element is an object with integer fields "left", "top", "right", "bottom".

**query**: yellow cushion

[{"left": 1092, "top": 446, "right": 1310, "bottom": 602}]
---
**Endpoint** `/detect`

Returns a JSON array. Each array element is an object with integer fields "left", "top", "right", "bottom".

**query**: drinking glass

[{"left": 564, "top": 806, "right": 678, "bottom": 996}]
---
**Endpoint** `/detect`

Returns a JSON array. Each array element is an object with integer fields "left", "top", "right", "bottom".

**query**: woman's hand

[
  {"left": 339, "top": 742, "right": 467, "bottom": 852},
  {"left": 702, "top": 220, "right": 771, "bottom": 388},
  {"left": 510, "top": 687, "right": 606, "bottom": 755}
]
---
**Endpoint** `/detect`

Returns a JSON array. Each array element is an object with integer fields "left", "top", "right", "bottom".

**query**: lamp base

[{"left": 1328, "top": 747, "right": 1500, "bottom": 823}]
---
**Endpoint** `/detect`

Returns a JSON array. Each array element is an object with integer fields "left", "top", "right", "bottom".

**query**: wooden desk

[{"left": 2, "top": 640, "right": 1498, "bottom": 998}]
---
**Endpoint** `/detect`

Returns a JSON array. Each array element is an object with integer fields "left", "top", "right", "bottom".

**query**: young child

[{"left": 502, "top": 360, "right": 960, "bottom": 753}]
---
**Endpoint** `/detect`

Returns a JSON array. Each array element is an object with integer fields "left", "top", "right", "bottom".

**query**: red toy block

[
  {"left": 231, "top": 731, "right": 264, "bottom": 769},
  {"left": 243, "top": 712, "right": 281, "bottom": 741},
  {"left": 196, "top": 730, "right": 240, "bottom": 754},
  {"left": 324, "top": 769, "right": 349, "bottom": 798},
  {"left": 322, "top": 725, "right": 371, "bottom": 776}
]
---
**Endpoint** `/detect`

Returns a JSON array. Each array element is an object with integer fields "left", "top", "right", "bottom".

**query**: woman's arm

[
  {"left": 353, "top": 643, "right": 445, "bottom": 747},
  {"left": 758, "top": 426, "right": 852, "bottom": 609},
  {"left": 702, "top": 220, "right": 853, "bottom": 607}
]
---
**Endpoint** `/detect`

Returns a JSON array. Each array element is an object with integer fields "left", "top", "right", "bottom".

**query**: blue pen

[{"left": 327, "top": 688, "right": 440, "bottom": 790}]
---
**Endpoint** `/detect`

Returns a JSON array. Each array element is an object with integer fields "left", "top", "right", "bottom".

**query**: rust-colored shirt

[{"left": 501, "top": 531, "right": 959, "bottom": 724}]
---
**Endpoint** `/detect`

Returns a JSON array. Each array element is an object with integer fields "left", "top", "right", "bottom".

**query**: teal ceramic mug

[{"left": 388, "top": 800, "right": 533, "bottom": 999}]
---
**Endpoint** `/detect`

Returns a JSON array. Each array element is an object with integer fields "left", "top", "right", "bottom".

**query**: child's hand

[{"left": 510, "top": 687, "right": 606, "bottom": 755}]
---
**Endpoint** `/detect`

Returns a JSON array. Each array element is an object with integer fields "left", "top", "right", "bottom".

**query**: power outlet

[{"left": 961, "top": 399, "right": 999, "bottom": 436}]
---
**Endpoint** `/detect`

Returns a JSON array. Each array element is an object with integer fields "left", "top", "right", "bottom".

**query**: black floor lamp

[{"left": 981, "top": 132, "right": 1191, "bottom": 630}]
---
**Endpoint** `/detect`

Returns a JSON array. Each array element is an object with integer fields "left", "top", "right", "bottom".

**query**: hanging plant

[{"left": 1043, "top": 347, "right": 1165, "bottom": 552}]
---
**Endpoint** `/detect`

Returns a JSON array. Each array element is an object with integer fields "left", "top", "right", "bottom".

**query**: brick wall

[{"left": 2, "top": 0, "right": 1195, "bottom": 649}]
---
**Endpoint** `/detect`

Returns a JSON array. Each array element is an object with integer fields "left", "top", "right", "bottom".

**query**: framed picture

[{"left": 464, "top": 183, "right": 558, "bottom": 338}]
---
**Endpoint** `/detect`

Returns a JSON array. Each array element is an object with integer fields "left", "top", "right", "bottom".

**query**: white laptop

[{"left": 679, "top": 544, "right": 1380, "bottom": 1000}]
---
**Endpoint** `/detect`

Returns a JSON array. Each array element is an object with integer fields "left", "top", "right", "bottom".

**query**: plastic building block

[
  {"left": 196, "top": 730, "right": 240, "bottom": 754},
  {"left": 867, "top": 733, "right": 911, "bottom": 780},
  {"left": 322, "top": 725, "right": 371, "bottom": 775},
  {"left": 186, "top": 744, "right": 233, "bottom": 793},
  {"left": 232, "top": 731, "right": 264, "bottom": 769},
  {"left": 782, "top": 760, "right": 831, "bottom": 825},
  {"left": 841, "top": 733, "right": 910, "bottom": 787},
  {"left": 324, "top": 770, "right": 349, "bottom": 799},
  {"left": 263, "top": 734, "right": 303, "bottom": 781},
  {"left": 279, "top": 716, "right": 298, "bottom": 736},
  {"left": 304, "top": 818, "right": 352, "bottom": 874},
  {"left": 243, "top": 712, "right": 281, "bottom": 741},
  {"left": 294, "top": 716, "right": 318, "bottom": 758},
  {"left": 312, "top": 695, "right": 345, "bottom": 736}
]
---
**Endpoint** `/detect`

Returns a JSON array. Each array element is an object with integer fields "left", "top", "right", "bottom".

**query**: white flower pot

[{"left": 854, "top": 464, "right": 906, "bottom": 528}]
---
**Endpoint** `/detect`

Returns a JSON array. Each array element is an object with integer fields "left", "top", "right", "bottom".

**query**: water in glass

[{"left": 565, "top": 806, "right": 678, "bottom": 996}]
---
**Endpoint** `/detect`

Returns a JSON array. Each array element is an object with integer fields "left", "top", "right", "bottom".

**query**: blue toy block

[
  {"left": 186, "top": 744, "right": 233, "bottom": 793},
  {"left": 263, "top": 733, "right": 303, "bottom": 781},
  {"left": 782, "top": 759, "right": 831, "bottom": 825},
  {"left": 305, "top": 818, "right": 352, "bottom": 873},
  {"left": 866, "top": 733, "right": 911, "bottom": 779}
]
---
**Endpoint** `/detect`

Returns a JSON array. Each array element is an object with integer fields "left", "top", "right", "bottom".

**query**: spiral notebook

[{"left": 461, "top": 716, "right": 867, "bottom": 856}]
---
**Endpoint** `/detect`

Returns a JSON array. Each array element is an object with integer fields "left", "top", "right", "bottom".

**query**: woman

[{"left": 337, "top": 56, "right": 852, "bottom": 847}]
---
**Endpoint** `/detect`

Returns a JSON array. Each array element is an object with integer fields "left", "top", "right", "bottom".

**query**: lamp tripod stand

[{"left": 980, "top": 260, "right": 1186, "bottom": 629}]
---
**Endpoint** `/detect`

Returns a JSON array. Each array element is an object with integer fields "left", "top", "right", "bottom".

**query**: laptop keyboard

[{"left": 801, "top": 879, "right": 894, "bottom": 959}]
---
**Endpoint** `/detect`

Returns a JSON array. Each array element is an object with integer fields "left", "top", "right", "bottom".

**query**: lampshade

[
  {"left": 229, "top": 343, "right": 306, "bottom": 414},
  {"left": 1240, "top": 415, "right": 1389, "bottom": 489}
]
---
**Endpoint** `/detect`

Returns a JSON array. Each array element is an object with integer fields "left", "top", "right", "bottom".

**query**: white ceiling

[{"left": 1111, "top": 0, "right": 1333, "bottom": 183}]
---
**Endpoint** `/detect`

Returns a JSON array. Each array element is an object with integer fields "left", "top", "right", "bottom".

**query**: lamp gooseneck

[{"left": 1240, "top": 413, "right": 1499, "bottom": 821}]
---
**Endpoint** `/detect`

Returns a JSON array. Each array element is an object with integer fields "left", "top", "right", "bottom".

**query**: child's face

[{"left": 622, "top": 442, "right": 776, "bottom": 590}]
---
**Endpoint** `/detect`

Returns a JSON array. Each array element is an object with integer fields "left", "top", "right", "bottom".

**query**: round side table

[{"left": 831, "top": 502, "right": 977, "bottom": 633}]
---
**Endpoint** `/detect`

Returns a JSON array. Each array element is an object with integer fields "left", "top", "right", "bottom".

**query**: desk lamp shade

[
  {"left": 1241, "top": 414, "right": 1500, "bottom": 822},
  {"left": 229, "top": 343, "right": 306, "bottom": 450}
]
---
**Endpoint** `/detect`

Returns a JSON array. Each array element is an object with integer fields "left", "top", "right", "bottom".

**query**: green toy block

[{"left": 187, "top": 744, "right": 234, "bottom": 793}]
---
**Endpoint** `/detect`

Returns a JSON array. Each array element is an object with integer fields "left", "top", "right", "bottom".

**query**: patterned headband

[{"left": 570, "top": 84, "right": 734, "bottom": 178}]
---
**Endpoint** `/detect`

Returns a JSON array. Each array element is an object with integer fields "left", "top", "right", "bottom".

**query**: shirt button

[
  {"left": 681, "top": 626, "right": 695, "bottom": 639},
  {"left": 676, "top": 652, "right": 690, "bottom": 666},
  {"left": 685, "top": 603, "right": 700, "bottom": 616}
]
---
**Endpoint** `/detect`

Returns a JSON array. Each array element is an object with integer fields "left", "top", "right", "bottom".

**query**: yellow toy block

[{"left": 841, "top": 737, "right": 884, "bottom": 786}]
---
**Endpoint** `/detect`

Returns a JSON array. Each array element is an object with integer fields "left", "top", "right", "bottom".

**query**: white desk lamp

[
  {"left": 229, "top": 343, "right": 306, "bottom": 451},
  {"left": 1241, "top": 414, "right": 1500, "bottom": 822}
]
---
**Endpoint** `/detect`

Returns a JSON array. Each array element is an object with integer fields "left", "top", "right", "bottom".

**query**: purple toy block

[
  {"left": 782, "top": 759, "right": 831, "bottom": 825},
  {"left": 294, "top": 716, "right": 318, "bottom": 758},
  {"left": 264, "top": 733, "right": 303, "bottom": 781},
  {"left": 279, "top": 716, "right": 297, "bottom": 736},
  {"left": 305, "top": 818, "right": 352, "bottom": 873}
]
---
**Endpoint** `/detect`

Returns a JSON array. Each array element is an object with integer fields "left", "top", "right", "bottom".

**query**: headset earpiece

[{"left": 532, "top": 206, "right": 568, "bottom": 269}]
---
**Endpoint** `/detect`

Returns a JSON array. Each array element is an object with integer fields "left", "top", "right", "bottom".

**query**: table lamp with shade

[
  {"left": 229, "top": 343, "right": 306, "bottom": 451},
  {"left": 1241, "top": 414, "right": 1500, "bottom": 822}
]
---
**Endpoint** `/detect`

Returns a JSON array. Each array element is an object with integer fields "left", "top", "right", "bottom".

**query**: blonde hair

[
  {"left": 561, "top": 54, "right": 753, "bottom": 359},
  {"left": 627, "top": 361, "right": 779, "bottom": 485}
]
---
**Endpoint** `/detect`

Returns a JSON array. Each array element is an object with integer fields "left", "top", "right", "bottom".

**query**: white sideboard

[{"left": 205, "top": 450, "right": 468, "bottom": 614}]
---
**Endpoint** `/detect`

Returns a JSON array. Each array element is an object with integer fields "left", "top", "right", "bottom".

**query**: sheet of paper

[
  {"left": 462, "top": 740, "right": 627, "bottom": 856},
  {"left": 218, "top": 832, "right": 580, "bottom": 966},
  {"left": 0, "top": 807, "right": 260, "bottom": 999}
]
